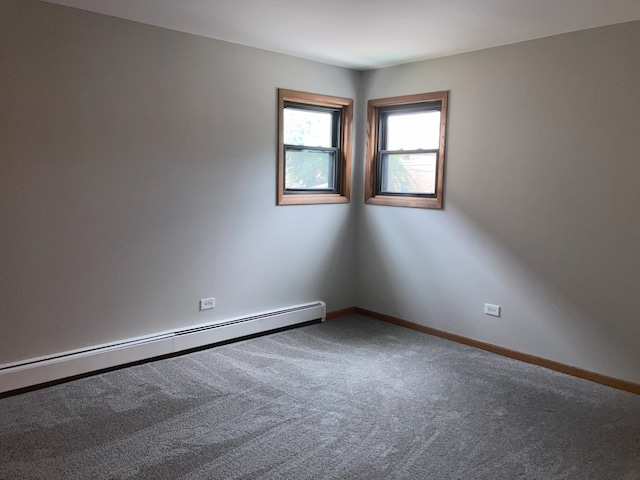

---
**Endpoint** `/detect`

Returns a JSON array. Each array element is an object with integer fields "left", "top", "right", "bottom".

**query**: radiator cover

[{"left": 0, "top": 301, "right": 326, "bottom": 394}]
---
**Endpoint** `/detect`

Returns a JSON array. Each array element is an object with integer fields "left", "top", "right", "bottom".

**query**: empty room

[{"left": 1, "top": 0, "right": 639, "bottom": 478}]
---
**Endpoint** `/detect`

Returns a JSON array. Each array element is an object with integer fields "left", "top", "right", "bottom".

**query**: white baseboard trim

[{"left": 0, "top": 301, "right": 326, "bottom": 394}]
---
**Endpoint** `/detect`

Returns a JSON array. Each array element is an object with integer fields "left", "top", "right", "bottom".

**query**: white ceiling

[{"left": 41, "top": 0, "right": 640, "bottom": 70}]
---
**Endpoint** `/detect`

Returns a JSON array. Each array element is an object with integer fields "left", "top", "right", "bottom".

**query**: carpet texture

[{"left": 1, "top": 314, "right": 639, "bottom": 479}]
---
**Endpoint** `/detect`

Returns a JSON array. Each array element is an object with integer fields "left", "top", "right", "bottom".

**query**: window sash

[
  {"left": 377, "top": 150, "right": 439, "bottom": 197},
  {"left": 283, "top": 146, "right": 339, "bottom": 193},
  {"left": 378, "top": 105, "right": 442, "bottom": 149},
  {"left": 283, "top": 102, "right": 342, "bottom": 149},
  {"left": 383, "top": 111, "right": 441, "bottom": 150}
]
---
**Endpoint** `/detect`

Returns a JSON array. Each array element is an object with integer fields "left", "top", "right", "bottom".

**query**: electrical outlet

[
  {"left": 484, "top": 303, "right": 500, "bottom": 317},
  {"left": 200, "top": 297, "right": 215, "bottom": 311}
]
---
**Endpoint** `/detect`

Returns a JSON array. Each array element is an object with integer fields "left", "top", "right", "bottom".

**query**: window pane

[
  {"left": 386, "top": 111, "right": 440, "bottom": 150},
  {"left": 380, "top": 152, "right": 437, "bottom": 194},
  {"left": 285, "top": 149, "right": 336, "bottom": 190},
  {"left": 284, "top": 108, "right": 333, "bottom": 148}
]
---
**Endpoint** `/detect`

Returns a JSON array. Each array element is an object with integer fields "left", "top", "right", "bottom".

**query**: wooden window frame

[
  {"left": 365, "top": 91, "right": 448, "bottom": 209},
  {"left": 277, "top": 89, "right": 353, "bottom": 206}
]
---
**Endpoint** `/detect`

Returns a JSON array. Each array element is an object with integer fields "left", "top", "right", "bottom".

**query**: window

[
  {"left": 365, "top": 91, "right": 448, "bottom": 209},
  {"left": 278, "top": 89, "right": 353, "bottom": 205}
]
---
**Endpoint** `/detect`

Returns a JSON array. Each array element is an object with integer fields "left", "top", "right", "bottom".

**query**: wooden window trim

[
  {"left": 277, "top": 89, "right": 353, "bottom": 206},
  {"left": 365, "top": 91, "right": 448, "bottom": 209}
]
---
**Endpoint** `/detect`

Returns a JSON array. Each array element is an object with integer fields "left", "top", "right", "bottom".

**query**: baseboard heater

[{"left": 0, "top": 301, "right": 326, "bottom": 394}]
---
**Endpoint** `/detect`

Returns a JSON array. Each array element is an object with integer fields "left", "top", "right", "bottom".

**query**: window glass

[
  {"left": 284, "top": 108, "right": 333, "bottom": 148},
  {"left": 386, "top": 111, "right": 440, "bottom": 150},
  {"left": 285, "top": 150, "right": 336, "bottom": 190},
  {"left": 380, "top": 152, "right": 437, "bottom": 194}
]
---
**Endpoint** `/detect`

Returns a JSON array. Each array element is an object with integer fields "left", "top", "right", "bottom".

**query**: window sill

[
  {"left": 278, "top": 193, "right": 350, "bottom": 206},
  {"left": 365, "top": 195, "right": 442, "bottom": 209}
]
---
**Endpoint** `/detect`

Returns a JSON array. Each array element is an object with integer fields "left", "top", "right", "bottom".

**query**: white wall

[
  {"left": 355, "top": 23, "right": 640, "bottom": 384},
  {"left": 2, "top": 1, "right": 639, "bottom": 386},
  {"left": 0, "top": 0, "right": 358, "bottom": 364}
]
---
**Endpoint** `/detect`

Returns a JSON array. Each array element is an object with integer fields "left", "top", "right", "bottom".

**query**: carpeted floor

[{"left": 1, "top": 314, "right": 639, "bottom": 479}]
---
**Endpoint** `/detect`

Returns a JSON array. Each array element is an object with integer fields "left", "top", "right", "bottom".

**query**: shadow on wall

[
  {"left": 357, "top": 202, "right": 640, "bottom": 383},
  {"left": 213, "top": 200, "right": 355, "bottom": 315}
]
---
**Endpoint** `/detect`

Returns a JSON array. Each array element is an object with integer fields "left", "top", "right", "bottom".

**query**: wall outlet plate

[
  {"left": 484, "top": 303, "right": 500, "bottom": 317},
  {"left": 200, "top": 297, "right": 215, "bottom": 310}
]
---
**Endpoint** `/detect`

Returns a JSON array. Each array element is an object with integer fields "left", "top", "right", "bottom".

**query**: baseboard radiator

[{"left": 0, "top": 301, "right": 326, "bottom": 394}]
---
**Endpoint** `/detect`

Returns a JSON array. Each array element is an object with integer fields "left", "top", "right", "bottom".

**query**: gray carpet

[{"left": 1, "top": 314, "right": 639, "bottom": 479}]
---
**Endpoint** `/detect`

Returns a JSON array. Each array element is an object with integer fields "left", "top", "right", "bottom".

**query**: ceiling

[{"left": 41, "top": 0, "right": 640, "bottom": 70}]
